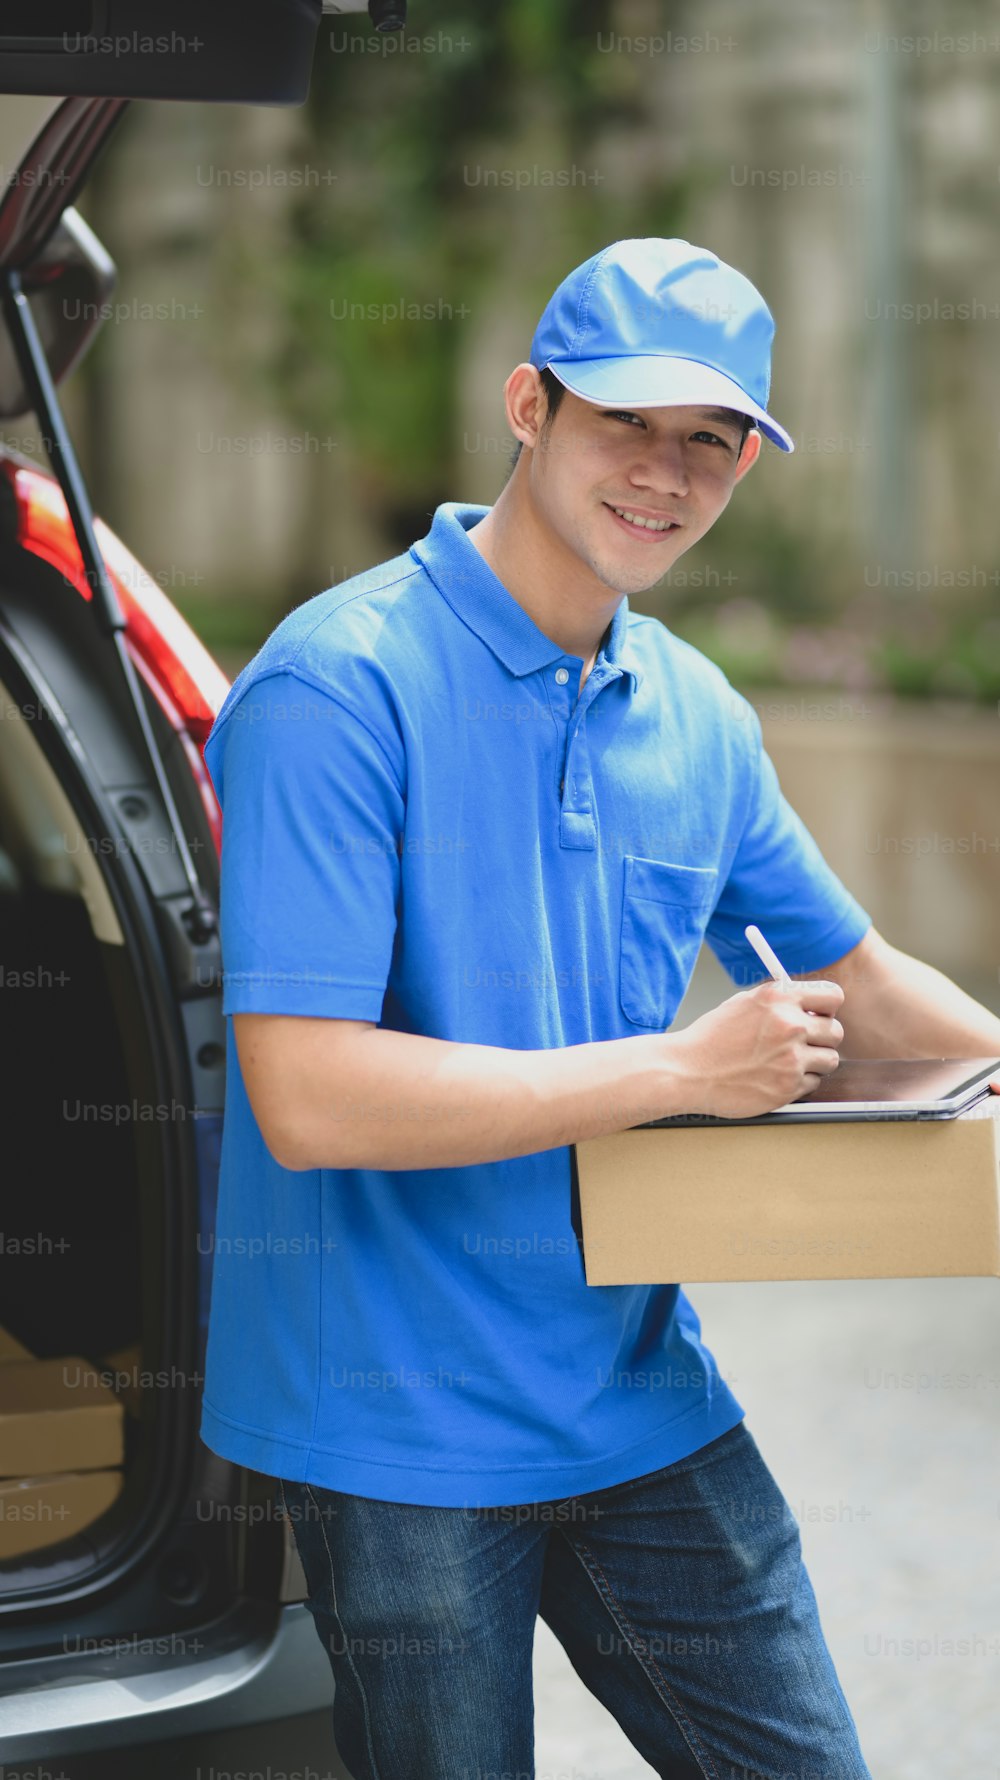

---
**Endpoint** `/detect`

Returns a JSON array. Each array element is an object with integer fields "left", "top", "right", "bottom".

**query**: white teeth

[{"left": 612, "top": 506, "right": 675, "bottom": 532}]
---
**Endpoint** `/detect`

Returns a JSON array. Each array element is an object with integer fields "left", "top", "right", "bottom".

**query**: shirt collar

[{"left": 411, "top": 501, "right": 643, "bottom": 692}]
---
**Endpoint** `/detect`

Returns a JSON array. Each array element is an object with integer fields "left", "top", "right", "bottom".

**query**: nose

[{"left": 628, "top": 436, "right": 690, "bottom": 499}]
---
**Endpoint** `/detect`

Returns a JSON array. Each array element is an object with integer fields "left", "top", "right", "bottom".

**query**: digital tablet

[{"left": 637, "top": 1057, "right": 1000, "bottom": 1128}]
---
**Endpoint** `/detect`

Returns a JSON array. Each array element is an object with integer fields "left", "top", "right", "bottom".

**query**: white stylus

[
  {"left": 745, "top": 925, "right": 822, "bottom": 1022},
  {"left": 744, "top": 924, "right": 791, "bottom": 985}
]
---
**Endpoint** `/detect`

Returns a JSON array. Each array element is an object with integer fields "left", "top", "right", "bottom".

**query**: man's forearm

[
  {"left": 283, "top": 1026, "right": 694, "bottom": 1172},
  {"left": 818, "top": 935, "right": 1000, "bottom": 1060}
]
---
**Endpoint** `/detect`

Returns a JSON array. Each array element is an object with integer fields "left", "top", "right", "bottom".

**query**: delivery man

[{"left": 199, "top": 238, "right": 1000, "bottom": 1780}]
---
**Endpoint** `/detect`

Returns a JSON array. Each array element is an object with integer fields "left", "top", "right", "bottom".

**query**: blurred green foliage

[
  {"left": 63, "top": 0, "right": 1000, "bottom": 705},
  {"left": 243, "top": 0, "right": 689, "bottom": 519}
]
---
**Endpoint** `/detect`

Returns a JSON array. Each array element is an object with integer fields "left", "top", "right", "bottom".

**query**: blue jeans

[{"left": 276, "top": 1421, "right": 873, "bottom": 1780}]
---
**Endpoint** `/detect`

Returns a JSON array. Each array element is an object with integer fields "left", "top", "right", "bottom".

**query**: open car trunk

[
  {"left": 0, "top": 71, "right": 341, "bottom": 1776},
  {"left": 0, "top": 658, "right": 153, "bottom": 1574},
  {"left": 0, "top": 104, "right": 220, "bottom": 1611},
  {"left": 0, "top": 528, "right": 219, "bottom": 1602},
  {"left": 0, "top": 494, "right": 340, "bottom": 1778}
]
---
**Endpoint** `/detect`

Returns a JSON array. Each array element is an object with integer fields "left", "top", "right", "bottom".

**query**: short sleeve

[
  {"left": 205, "top": 667, "right": 404, "bottom": 1020},
  {"left": 706, "top": 707, "right": 872, "bottom": 988}
]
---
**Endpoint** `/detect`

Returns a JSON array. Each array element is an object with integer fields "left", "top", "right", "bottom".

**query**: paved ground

[{"left": 532, "top": 949, "right": 1000, "bottom": 1780}]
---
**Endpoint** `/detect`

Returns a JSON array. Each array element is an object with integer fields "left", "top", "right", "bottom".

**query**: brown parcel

[
  {"left": 0, "top": 1471, "right": 123, "bottom": 1561},
  {"left": 99, "top": 1343, "right": 143, "bottom": 1417},
  {"left": 574, "top": 1094, "right": 1000, "bottom": 1285},
  {"left": 0, "top": 1357, "right": 124, "bottom": 1477},
  {"left": 0, "top": 1326, "right": 33, "bottom": 1364}
]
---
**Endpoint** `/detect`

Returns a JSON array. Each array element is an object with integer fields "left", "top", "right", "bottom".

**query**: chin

[
  {"left": 581, "top": 519, "right": 688, "bottom": 595},
  {"left": 590, "top": 552, "right": 672, "bottom": 597}
]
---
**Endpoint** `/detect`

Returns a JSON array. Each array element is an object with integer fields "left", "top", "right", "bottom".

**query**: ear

[
  {"left": 503, "top": 363, "right": 549, "bottom": 452},
  {"left": 732, "top": 428, "right": 762, "bottom": 484}
]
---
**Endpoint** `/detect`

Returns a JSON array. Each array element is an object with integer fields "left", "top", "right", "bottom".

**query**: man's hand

[{"left": 670, "top": 978, "right": 846, "bottom": 1119}]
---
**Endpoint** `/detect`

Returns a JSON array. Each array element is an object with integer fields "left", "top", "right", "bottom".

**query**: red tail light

[{"left": 2, "top": 457, "right": 228, "bottom": 854}]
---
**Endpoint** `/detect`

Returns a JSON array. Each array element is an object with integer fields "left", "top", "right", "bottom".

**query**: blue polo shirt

[{"left": 198, "top": 501, "right": 872, "bottom": 1508}]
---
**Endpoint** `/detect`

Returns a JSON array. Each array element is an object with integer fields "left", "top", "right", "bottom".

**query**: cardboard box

[
  {"left": 574, "top": 1094, "right": 1000, "bottom": 1284},
  {"left": 0, "top": 1470, "right": 123, "bottom": 1561},
  {"left": 0, "top": 1357, "right": 125, "bottom": 1477},
  {"left": 99, "top": 1343, "right": 143, "bottom": 1417},
  {"left": 0, "top": 1326, "right": 33, "bottom": 1365}
]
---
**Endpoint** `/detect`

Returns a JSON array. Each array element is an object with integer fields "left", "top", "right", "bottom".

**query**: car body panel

[
  {"left": 0, "top": 1, "right": 325, "bottom": 106},
  {"left": 0, "top": 1603, "right": 338, "bottom": 1765}
]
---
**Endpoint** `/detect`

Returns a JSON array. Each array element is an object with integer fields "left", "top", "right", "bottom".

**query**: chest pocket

[{"left": 619, "top": 854, "right": 719, "bottom": 1030}]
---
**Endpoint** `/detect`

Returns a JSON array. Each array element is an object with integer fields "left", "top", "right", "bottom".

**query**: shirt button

[{"left": 555, "top": 667, "right": 569, "bottom": 685}]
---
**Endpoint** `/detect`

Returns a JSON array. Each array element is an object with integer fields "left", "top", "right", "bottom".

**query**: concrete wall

[{"left": 756, "top": 688, "right": 999, "bottom": 995}]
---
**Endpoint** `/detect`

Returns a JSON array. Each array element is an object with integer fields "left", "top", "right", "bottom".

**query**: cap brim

[{"left": 545, "top": 355, "right": 795, "bottom": 453}]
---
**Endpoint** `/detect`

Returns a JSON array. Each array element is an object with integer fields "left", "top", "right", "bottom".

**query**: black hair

[{"left": 506, "top": 374, "right": 756, "bottom": 477}]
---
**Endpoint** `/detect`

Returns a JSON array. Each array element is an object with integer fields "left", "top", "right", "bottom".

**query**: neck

[{"left": 467, "top": 475, "right": 621, "bottom": 670}]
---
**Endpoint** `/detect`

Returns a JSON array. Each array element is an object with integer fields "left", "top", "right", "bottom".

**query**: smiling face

[{"left": 508, "top": 368, "right": 762, "bottom": 597}]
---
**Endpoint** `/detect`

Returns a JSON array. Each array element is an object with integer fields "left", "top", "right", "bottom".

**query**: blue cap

[{"left": 529, "top": 237, "right": 794, "bottom": 453}]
